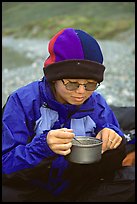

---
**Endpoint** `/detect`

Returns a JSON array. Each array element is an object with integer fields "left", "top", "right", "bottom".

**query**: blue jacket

[{"left": 2, "top": 77, "right": 125, "bottom": 195}]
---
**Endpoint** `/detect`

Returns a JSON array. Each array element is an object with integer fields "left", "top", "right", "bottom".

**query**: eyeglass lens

[{"left": 62, "top": 80, "right": 99, "bottom": 91}]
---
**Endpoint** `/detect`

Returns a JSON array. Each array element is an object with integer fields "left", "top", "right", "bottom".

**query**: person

[{"left": 2, "top": 28, "right": 135, "bottom": 202}]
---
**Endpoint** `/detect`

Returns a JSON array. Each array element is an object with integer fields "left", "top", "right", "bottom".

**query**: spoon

[{"left": 73, "top": 136, "right": 82, "bottom": 144}]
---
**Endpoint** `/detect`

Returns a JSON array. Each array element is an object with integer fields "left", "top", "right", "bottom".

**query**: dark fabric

[
  {"left": 2, "top": 166, "right": 135, "bottom": 202},
  {"left": 73, "top": 166, "right": 135, "bottom": 202},
  {"left": 110, "top": 105, "right": 135, "bottom": 155},
  {"left": 44, "top": 59, "right": 105, "bottom": 82},
  {"left": 110, "top": 105, "right": 135, "bottom": 131}
]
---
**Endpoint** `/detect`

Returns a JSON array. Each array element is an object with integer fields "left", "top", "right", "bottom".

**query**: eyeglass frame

[{"left": 61, "top": 79, "right": 100, "bottom": 91}]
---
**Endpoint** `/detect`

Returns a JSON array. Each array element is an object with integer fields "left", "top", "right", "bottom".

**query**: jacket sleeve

[{"left": 2, "top": 92, "right": 56, "bottom": 175}]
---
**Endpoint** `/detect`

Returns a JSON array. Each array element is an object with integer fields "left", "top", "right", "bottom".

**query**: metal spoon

[{"left": 73, "top": 136, "right": 82, "bottom": 144}]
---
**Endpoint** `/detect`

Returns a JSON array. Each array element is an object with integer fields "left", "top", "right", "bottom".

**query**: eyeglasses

[{"left": 61, "top": 79, "right": 100, "bottom": 91}]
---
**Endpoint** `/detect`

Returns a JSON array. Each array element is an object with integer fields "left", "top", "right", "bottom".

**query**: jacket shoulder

[
  {"left": 10, "top": 80, "right": 41, "bottom": 101},
  {"left": 3, "top": 80, "right": 43, "bottom": 116},
  {"left": 91, "top": 91, "right": 108, "bottom": 108}
]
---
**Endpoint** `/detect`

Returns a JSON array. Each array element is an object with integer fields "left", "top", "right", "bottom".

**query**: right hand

[{"left": 47, "top": 128, "right": 75, "bottom": 155}]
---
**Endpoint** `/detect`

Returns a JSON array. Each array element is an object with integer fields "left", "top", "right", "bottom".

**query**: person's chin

[{"left": 70, "top": 99, "right": 85, "bottom": 105}]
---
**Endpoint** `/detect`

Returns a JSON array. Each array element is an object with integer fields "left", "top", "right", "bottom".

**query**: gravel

[{"left": 2, "top": 30, "right": 135, "bottom": 107}]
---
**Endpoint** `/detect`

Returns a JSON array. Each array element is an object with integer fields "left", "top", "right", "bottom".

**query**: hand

[
  {"left": 96, "top": 128, "right": 122, "bottom": 153},
  {"left": 47, "top": 128, "right": 75, "bottom": 155},
  {"left": 122, "top": 151, "right": 135, "bottom": 166}
]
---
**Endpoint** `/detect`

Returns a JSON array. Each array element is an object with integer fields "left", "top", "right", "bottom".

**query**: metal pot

[{"left": 66, "top": 136, "right": 103, "bottom": 164}]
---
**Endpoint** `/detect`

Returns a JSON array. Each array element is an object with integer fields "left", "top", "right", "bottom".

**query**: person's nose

[{"left": 75, "top": 85, "right": 86, "bottom": 93}]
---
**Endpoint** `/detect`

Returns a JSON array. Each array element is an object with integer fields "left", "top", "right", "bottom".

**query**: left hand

[{"left": 96, "top": 128, "right": 122, "bottom": 153}]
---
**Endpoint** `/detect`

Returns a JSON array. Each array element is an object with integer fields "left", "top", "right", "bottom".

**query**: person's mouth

[{"left": 72, "top": 96, "right": 85, "bottom": 102}]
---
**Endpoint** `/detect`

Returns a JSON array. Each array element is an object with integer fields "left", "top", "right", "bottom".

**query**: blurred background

[{"left": 2, "top": 2, "right": 135, "bottom": 107}]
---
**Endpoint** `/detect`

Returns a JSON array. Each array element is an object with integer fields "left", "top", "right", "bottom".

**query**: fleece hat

[{"left": 43, "top": 28, "right": 105, "bottom": 82}]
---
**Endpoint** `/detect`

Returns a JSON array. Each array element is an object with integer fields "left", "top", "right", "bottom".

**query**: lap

[
  {"left": 60, "top": 166, "right": 135, "bottom": 202},
  {"left": 75, "top": 166, "right": 135, "bottom": 202},
  {"left": 2, "top": 166, "right": 135, "bottom": 202}
]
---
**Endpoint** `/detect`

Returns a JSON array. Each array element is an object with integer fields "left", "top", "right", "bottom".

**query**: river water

[{"left": 2, "top": 35, "right": 135, "bottom": 107}]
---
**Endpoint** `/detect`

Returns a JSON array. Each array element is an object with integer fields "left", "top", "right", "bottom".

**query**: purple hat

[{"left": 43, "top": 28, "right": 105, "bottom": 82}]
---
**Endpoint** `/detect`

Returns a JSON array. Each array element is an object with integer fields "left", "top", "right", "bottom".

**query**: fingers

[
  {"left": 47, "top": 127, "right": 123, "bottom": 155},
  {"left": 122, "top": 151, "right": 135, "bottom": 166},
  {"left": 47, "top": 128, "right": 75, "bottom": 155},
  {"left": 50, "top": 142, "right": 72, "bottom": 156},
  {"left": 50, "top": 128, "right": 75, "bottom": 139},
  {"left": 108, "top": 136, "right": 122, "bottom": 149},
  {"left": 96, "top": 130, "right": 108, "bottom": 153},
  {"left": 96, "top": 128, "right": 122, "bottom": 153},
  {"left": 61, "top": 128, "right": 73, "bottom": 133}
]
